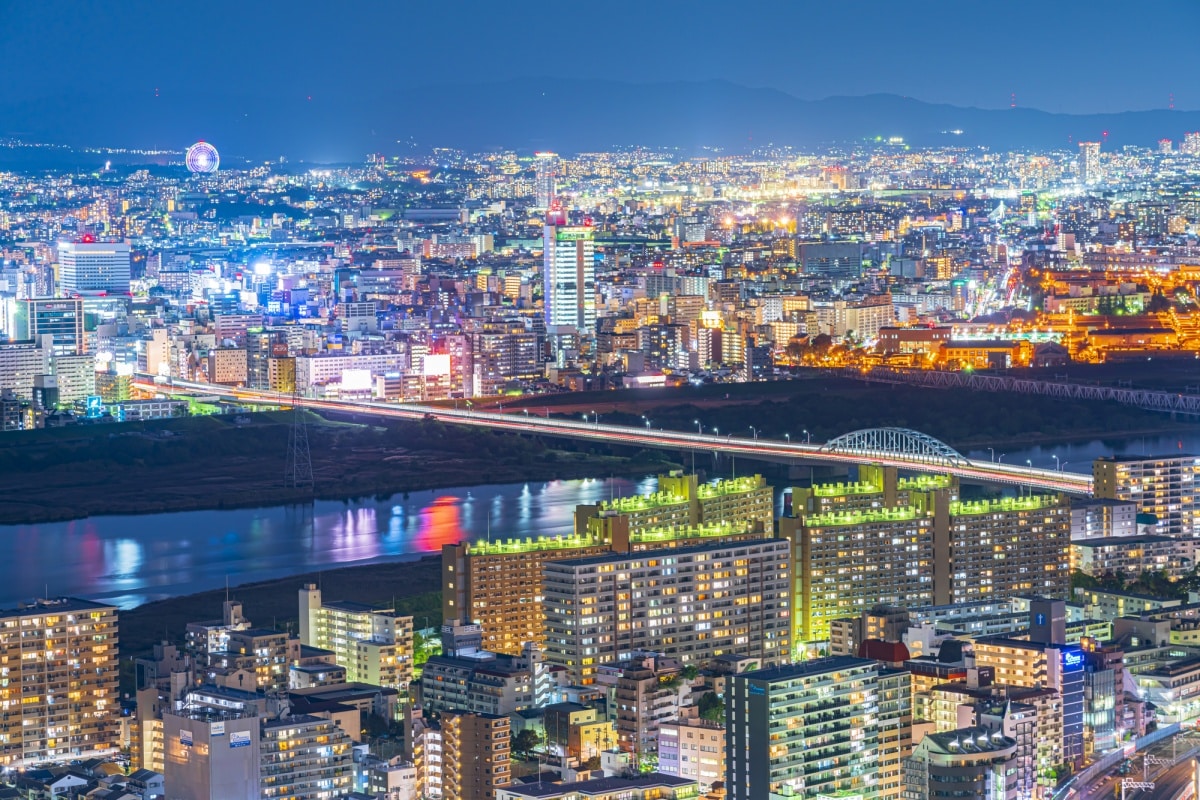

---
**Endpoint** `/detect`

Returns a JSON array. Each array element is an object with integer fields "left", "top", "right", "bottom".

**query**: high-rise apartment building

[
  {"left": 726, "top": 657, "right": 881, "bottom": 800},
  {"left": 542, "top": 539, "right": 792, "bottom": 685},
  {"left": 443, "top": 474, "right": 775, "bottom": 656},
  {"left": 0, "top": 598, "right": 119, "bottom": 767},
  {"left": 657, "top": 719, "right": 725, "bottom": 792},
  {"left": 57, "top": 239, "right": 132, "bottom": 295},
  {"left": 787, "top": 470, "right": 1070, "bottom": 642},
  {"left": 784, "top": 467, "right": 1071, "bottom": 643},
  {"left": 259, "top": 714, "right": 354, "bottom": 800},
  {"left": 0, "top": 338, "right": 50, "bottom": 400},
  {"left": 543, "top": 218, "right": 596, "bottom": 334},
  {"left": 1094, "top": 454, "right": 1199, "bottom": 537},
  {"left": 442, "top": 712, "right": 511, "bottom": 800},
  {"left": 1078, "top": 141, "right": 1102, "bottom": 185},
  {"left": 299, "top": 585, "right": 414, "bottom": 694}
]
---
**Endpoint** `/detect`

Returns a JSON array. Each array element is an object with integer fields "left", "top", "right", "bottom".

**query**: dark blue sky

[{"left": 2, "top": 0, "right": 1197, "bottom": 114}]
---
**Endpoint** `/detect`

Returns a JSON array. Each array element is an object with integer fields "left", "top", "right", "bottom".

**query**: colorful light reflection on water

[{"left": 3, "top": 476, "right": 657, "bottom": 609}]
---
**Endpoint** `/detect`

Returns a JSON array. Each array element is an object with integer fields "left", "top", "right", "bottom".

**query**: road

[
  {"left": 132, "top": 377, "right": 1095, "bottom": 495},
  {"left": 1076, "top": 732, "right": 1200, "bottom": 800}
]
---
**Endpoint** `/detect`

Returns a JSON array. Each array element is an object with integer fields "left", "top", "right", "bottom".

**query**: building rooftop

[
  {"left": 922, "top": 726, "right": 1017, "bottom": 755},
  {"left": 739, "top": 656, "right": 875, "bottom": 683},
  {"left": 503, "top": 772, "right": 695, "bottom": 799},
  {"left": 322, "top": 599, "right": 396, "bottom": 615},
  {"left": 0, "top": 597, "right": 116, "bottom": 619},
  {"left": 551, "top": 537, "right": 787, "bottom": 568}
]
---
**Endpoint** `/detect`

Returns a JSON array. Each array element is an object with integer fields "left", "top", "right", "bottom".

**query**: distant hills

[{"left": 3, "top": 79, "right": 1199, "bottom": 164}]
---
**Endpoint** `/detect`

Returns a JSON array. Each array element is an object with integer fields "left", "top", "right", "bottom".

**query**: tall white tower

[
  {"left": 543, "top": 207, "right": 595, "bottom": 334},
  {"left": 534, "top": 151, "right": 558, "bottom": 210},
  {"left": 1078, "top": 141, "right": 1101, "bottom": 185}
]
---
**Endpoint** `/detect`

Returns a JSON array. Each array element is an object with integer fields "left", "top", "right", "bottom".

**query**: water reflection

[{"left": 3, "top": 476, "right": 649, "bottom": 609}]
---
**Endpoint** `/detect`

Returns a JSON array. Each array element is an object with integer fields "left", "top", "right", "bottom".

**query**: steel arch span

[{"left": 822, "top": 427, "right": 966, "bottom": 466}]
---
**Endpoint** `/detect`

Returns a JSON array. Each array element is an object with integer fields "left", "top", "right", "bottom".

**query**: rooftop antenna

[
  {"left": 1170, "top": 92, "right": 1176, "bottom": 110},
  {"left": 1010, "top": 92, "right": 1016, "bottom": 109}
]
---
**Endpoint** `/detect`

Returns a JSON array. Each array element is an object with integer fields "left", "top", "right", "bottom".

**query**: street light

[
  {"left": 592, "top": 410, "right": 599, "bottom": 427},
  {"left": 988, "top": 447, "right": 996, "bottom": 462},
  {"left": 997, "top": 453, "right": 1006, "bottom": 464},
  {"left": 1052, "top": 454, "right": 1060, "bottom": 471},
  {"left": 803, "top": 429, "right": 811, "bottom": 444},
  {"left": 750, "top": 426, "right": 758, "bottom": 441},
  {"left": 784, "top": 433, "right": 791, "bottom": 443},
  {"left": 694, "top": 419, "right": 702, "bottom": 434}
]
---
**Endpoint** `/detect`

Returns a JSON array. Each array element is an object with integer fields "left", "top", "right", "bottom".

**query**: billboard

[
  {"left": 230, "top": 730, "right": 251, "bottom": 748},
  {"left": 423, "top": 353, "right": 451, "bottom": 377}
]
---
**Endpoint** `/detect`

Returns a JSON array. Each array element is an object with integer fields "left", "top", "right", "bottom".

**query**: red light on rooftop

[{"left": 81, "top": 234, "right": 95, "bottom": 244}]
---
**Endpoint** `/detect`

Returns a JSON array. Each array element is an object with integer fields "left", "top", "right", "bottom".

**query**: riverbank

[
  {"left": 0, "top": 412, "right": 678, "bottom": 525},
  {"left": 120, "top": 555, "right": 444, "bottom": 660}
]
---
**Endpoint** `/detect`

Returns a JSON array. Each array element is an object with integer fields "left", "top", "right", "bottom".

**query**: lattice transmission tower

[{"left": 284, "top": 385, "right": 313, "bottom": 491}]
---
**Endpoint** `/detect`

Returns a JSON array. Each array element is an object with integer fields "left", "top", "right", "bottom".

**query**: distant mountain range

[{"left": 3, "top": 79, "right": 1199, "bottom": 164}]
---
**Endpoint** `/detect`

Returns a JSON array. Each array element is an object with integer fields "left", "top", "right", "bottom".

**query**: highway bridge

[{"left": 134, "top": 377, "right": 1095, "bottom": 495}]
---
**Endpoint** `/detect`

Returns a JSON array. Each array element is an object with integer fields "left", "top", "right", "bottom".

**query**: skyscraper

[
  {"left": 543, "top": 211, "right": 596, "bottom": 335},
  {"left": 534, "top": 151, "right": 558, "bottom": 210},
  {"left": 57, "top": 239, "right": 132, "bottom": 295},
  {"left": 1078, "top": 141, "right": 1102, "bottom": 185}
]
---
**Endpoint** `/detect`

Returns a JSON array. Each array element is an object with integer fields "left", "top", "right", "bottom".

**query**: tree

[
  {"left": 511, "top": 728, "right": 541, "bottom": 760},
  {"left": 697, "top": 691, "right": 724, "bottom": 724}
]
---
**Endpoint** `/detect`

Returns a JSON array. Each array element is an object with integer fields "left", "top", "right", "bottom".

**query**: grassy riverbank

[
  {"left": 0, "top": 412, "right": 678, "bottom": 525},
  {"left": 120, "top": 556, "right": 444, "bottom": 660}
]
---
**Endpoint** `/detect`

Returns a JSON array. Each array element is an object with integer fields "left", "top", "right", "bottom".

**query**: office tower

[
  {"left": 299, "top": 584, "right": 414, "bottom": 693},
  {"left": 259, "top": 714, "right": 354, "bottom": 799},
  {"left": 534, "top": 151, "right": 558, "bottom": 210},
  {"left": 0, "top": 598, "right": 119, "bottom": 767},
  {"left": 442, "top": 712, "right": 511, "bottom": 800},
  {"left": 443, "top": 475, "right": 774, "bottom": 656},
  {"left": 163, "top": 709, "right": 260, "bottom": 800},
  {"left": 797, "top": 242, "right": 863, "bottom": 279},
  {"left": 0, "top": 338, "right": 50, "bottom": 400},
  {"left": 726, "top": 657, "right": 880, "bottom": 800},
  {"left": 904, "top": 727, "right": 1020, "bottom": 800},
  {"left": 1184, "top": 131, "right": 1200, "bottom": 155},
  {"left": 51, "top": 353, "right": 97, "bottom": 405},
  {"left": 542, "top": 539, "right": 791, "bottom": 686},
  {"left": 1093, "top": 454, "right": 1200, "bottom": 537},
  {"left": 57, "top": 239, "right": 132, "bottom": 295},
  {"left": 11, "top": 297, "right": 84, "bottom": 355},
  {"left": 1078, "top": 141, "right": 1101, "bottom": 185},
  {"left": 543, "top": 216, "right": 596, "bottom": 334}
]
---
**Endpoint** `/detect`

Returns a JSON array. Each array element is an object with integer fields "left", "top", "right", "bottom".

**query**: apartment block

[
  {"left": 442, "top": 712, "right": 510, "bottom": 800},
  {"left": 0, "top": 598, "right": 119, "bottom": 767},
  {"left": 542, "top": 539, "right": 792, "bottom": 685},
  {"left": 657, "top": 718, "right": 725, "bottom": 791},
  {"left": 1094, "top": 454, "right": 1200, "bottom": 537},
  {"left": 259, "top": 714, "right": 354, "bottom": 800},
  {"left": 726, "top": 657, "right": 881, "bottom": 800},
  {"left": 299, "top": 585, "right": 414, "bottom": 694}
]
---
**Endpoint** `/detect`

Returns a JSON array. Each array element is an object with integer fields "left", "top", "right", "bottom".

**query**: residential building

[
  {"left": 1094, "top": 454, "right": 1200, "bottom": 537},
  {"left": 496, "top": 773, "right": 698, "bottom": 800},
  {"left": 542, "top": 539, "right": 792, "bottom": 685},
  {"left": 299, "top": 585, "right": 414, "bottom": 694},
  {"left": 657, "top": 719, "right": 724, "bottom": 792},
  {"left": 442, "top": 712, "right": 510, "bottom": 800},
  {"left": 1070, "top": 497, "right": 1138, "bottom": 539},
  {"left": 162, "top": 709, "right": 260, "bottom": 800},
  {"left": 726, "top": 657, "right": 881, "bottom": 800},
  {"left": 0, "top": 598, "right": 120, "bottom": 767},
  {"left": 259, "top": 714, "right": 354, "bottom": 800},
  {"left": 904, "top": 726, "right": 1020, "bottom": 800},
  {"left": 1070, "top": 535, "right": 1187, "bottom": 579}
]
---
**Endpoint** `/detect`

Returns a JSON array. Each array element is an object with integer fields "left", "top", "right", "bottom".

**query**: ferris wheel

[{"left": 185, "top": 141, "right": 220, "bottom": 174}]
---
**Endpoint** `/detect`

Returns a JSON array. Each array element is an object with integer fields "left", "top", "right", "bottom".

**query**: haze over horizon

[{"left": 3, "top": 0, "right": 1200, "bottom": 159}]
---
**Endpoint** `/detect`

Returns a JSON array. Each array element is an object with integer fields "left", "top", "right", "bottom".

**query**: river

[{"left": 5, "top": 431, "right": 1199, "bottom": 609}]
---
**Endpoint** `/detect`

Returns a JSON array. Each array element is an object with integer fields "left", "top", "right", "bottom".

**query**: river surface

[{"left": 5, "top": 431, "right": 1199, "bottom": 609}]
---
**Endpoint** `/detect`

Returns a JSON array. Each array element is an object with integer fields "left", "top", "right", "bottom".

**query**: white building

[
  {"left": 543, "top": 222, "right": 596, "bottom": 334},
  {"left": 57, "top": 240, "right": 132, "bottom": 295}
]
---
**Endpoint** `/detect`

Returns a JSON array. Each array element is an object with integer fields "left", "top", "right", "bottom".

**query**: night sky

[
  {"left": 2, "top": 0, "right": 1199, "bottom": 158},
  {"left": 3, "top": 0, "right": 1197, "bottom": 113}
]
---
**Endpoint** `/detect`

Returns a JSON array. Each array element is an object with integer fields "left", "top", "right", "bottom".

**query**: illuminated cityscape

[{"left": 8, "top": 1, "right": 1200, "bottom": 799}]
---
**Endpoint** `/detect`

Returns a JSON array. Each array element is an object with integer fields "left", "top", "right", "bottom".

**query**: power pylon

[{"left": 284, "top": 386, "right": 313, "bottom": 492}]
